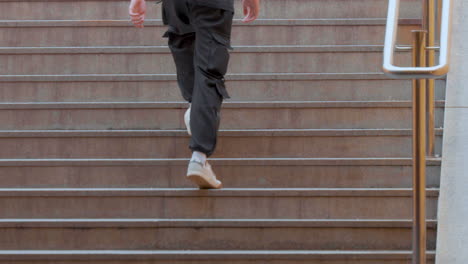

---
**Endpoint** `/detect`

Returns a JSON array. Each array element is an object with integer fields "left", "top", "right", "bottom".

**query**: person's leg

[
  {"left": 188, "top": 4, "right": 234, "bottom": 157},
  {"left": 162, "top": 1, "right": 233, "bottom": 189},
  {"left": 165, "top": 31, "right": 196, "bottom": 102},
  {"left": 161, "top": 0, "right": 196, "bottom": 102},
  {"left": 184, "top": 4, "right": 234, "bottom": 189},
  {"left": 164, "top": 29, "right": 196, "bottom": 137},
  {"left": 162, "top": 0, "right": 196, "bottom": 138}
]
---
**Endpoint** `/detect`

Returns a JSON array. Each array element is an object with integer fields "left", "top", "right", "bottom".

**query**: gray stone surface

[{"left": 436, "top": 0, "right": 468, "bottom": 263}]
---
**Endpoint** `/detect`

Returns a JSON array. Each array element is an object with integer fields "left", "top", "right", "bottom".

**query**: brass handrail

[
  {"left": 382, "top": 1, "right": 453, "bottom": 264},
  {"left": 383, "top": 0, "right": 452, "bottom": 79}
]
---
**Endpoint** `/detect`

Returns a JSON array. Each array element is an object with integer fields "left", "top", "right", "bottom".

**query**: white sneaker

[
  {"left": 187, "top": 160, "right": 222, "bottom": 189},
  {"left": 184, "top": 106, "right": 191, "bottom": 135}
]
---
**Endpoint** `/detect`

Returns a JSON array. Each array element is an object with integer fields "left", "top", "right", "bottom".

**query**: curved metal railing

[{"left": 383, "top": 0, "right": 452, "bottom": 79}]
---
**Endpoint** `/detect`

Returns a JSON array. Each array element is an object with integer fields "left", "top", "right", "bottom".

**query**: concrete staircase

[{"left": 0, "top": 0, "right": 443, "bottom": 263}]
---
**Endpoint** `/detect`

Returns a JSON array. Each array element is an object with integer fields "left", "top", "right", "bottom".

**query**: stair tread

[
  {"left": 0, "top": 18, "right": 421, "bottom": 27},
  {"left": 0, "top": 157, "right": 442, "bottom": 166},
  {"left": 0, "top": 45, "right": 398, "bottom": 54},
  {"left": 0, "top": 73, "right": 401, "bottom": 82},
  {"left": 0, "top": 188, "right": 440, "bottom": 197},
  {"left": 0, "top": 128, "right": 444, "bottom": 138},
  {"left": 0, "top": 100, "right": 446, "bottom": 109},
  {"left": 0, "top": 249, "right": 436, "bottom": 260},
  {"left": 0, "top": 218, "right": 437, "bottom": 228}
]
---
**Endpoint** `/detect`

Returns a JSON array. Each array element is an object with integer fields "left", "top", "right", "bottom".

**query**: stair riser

[
  {"left": 0, "top": 52, "right": 410, "bottom": 75},
  {"left": 0, "top": 25, "right": 417, "bottom": 46},
  {"left": 0, "top": 227, "right": 436, "bottom": 250},
  {"left": 0, "top": 136, "right": 443, "bottom": 158},
  {"left": 0, "top": 80, "right": 447, "bottom": 102},
  {"left": 0, "top": 0, "right": 421, "bottom": 20},
  {"left": 0, "top": 260, "right": 436, "bottom": 264},
  {"left": 0, "top": 108, "right": 445, "bottom": 130},
  {"left": 0, "top": 196, "right": 438, "bottom": 218},
  {"left": 0, "top": 165, "right": 441, "bottom": 188}
]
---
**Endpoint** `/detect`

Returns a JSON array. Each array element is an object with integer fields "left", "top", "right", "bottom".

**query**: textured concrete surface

[
  {"left": 436, "top": 0, "right": 468, "bottom": 263},
  {"left": 0, "top": 0, "right": 422, "bottom": 20},
  {"left": 0, "top": 0, "right": 444, "bottom": 261}
]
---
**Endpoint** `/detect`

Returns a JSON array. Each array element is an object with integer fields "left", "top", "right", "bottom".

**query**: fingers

[
  {"left": 130, "top": 13, "right": 144, "bottom": 22},
  {"left": 242, "top": 2, "right": 259, "bottom": 23},
  {"left": 129, "top": 0, "right": 146, "bottom": 28},
  {"left": 242, "top": 6, "right": 250, "bottom": 20},
  {"left": 134, "top": 18, "right": 145, "bottom": 28},
  {"left": 129, "top": 8, "right": 145, "bottom": 27},
  {"left": 129, "top": 10, "right": 141, "bottom": 16},
  {"left": 242, "top": 10, "right": 257, "bottom": 22},
  {"left": 242, "top": 14, "right": 255, "bottom": 23},
  {"left": 130, "top": 12, "right": 145, "bottom": 28}
]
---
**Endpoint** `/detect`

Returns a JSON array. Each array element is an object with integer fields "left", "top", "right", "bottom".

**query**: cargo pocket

[
  {"left": 207, "top": 31, "right": 232, "bottom": 80},
  {"left": 162, "top": 27, "right": 176, "bottom": 38},
  {"left": 214, "top": 78, "right": 231, "bottom": 99},
  {"left": 207, "top": 31, "right": 232, "bottom": 99}
]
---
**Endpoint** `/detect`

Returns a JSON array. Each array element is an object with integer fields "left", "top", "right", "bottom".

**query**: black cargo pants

[{"left": 160, "top": 0, "right": 234, "bottom": 157}]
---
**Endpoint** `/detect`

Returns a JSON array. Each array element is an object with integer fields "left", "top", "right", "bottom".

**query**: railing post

[{"left": 412, "top": 30, "right": 427, "bottom": 264}]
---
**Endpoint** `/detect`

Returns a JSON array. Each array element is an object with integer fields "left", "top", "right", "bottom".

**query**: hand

[
  {"left": 129, "top": 0, "right": 146, "bottom": 28},
  {"left": 241, "top": 0, "right": 260, "bottom": 23}
]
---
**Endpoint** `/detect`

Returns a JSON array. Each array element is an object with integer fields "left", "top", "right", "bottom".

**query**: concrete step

[
  {"left": 0, "top": 129, "right": 444, "bottom": 159},
  {"left": 0, "top": 72, "right": 417, "bottom": 82},
  {"left": 0, "top": 158, "right": 442, "bottom": 189},
  {"left": 0, "top": 19, "right": 419, "bottom": 46},
  {"left": 0, "top": 250, "right": 436, "bottom": 264},
  {"left": 0, "top": 219, "right": 436, "bottom": 250},
  {"left": 0, "top": 188, "right": 439, "bottom": 218},
  {"left": 0, "top": 101, "right": 446, "bottom": 130},
  {"left": 0, "top": 77, "right": 446, "bottom": 102},
  {"left": 0, "top": 46, "right": 411, "bottom": 75},
  {"left": 0, "top": 0, "right": 421, "bottom": 20}
]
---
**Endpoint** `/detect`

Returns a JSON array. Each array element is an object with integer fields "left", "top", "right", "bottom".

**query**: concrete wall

[{"left": 435, "top": 0, "right": 468, "bottom": 263}]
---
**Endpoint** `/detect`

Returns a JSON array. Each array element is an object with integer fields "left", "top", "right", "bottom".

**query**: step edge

[
  {"left": 0, "top": 157, "right": 442, "bottom": 167},
  {"left": 0, "top": 249, "right": 436, "bottom": 260},
  {"left": 0, "top": 188, "right": 440, "bottom": 197},
  {"left": 0, "top": 100, "right": 446, "bottom": 109},
  {"left": 0, "top": 128, "right": 444, "bottom": 137},
  {"left": 0, "top": 18, "right": 421, "bottom": 27},
  {"left": 0, "top": 45, "right": 394, "bottom": 54},
  {"left": 0, "top": 73, "right": 394, "bottom": 82},
  {"left": 0, "top": 218, "right": 438, "bottom": 228}
]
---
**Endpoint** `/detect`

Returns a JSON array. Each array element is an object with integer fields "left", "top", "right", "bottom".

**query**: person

[{"left": 129, "top": 0, "right": 260, "bottom": 189}]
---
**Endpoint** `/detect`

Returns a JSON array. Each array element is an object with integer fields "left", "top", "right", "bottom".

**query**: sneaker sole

[{"left": 187, "top": 174, "right": 223, "bottom": 189}]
